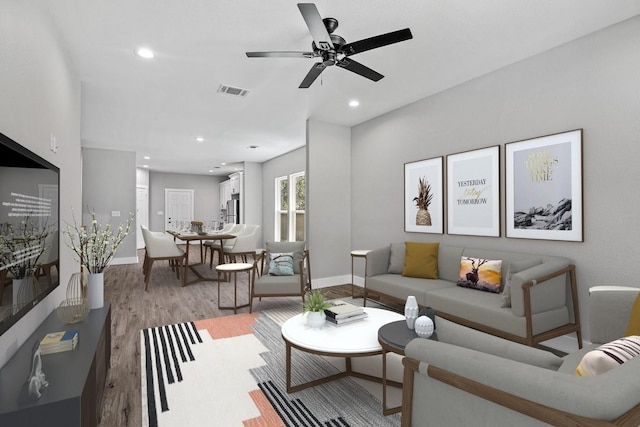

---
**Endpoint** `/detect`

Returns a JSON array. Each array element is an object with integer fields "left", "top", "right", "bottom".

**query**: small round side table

[
  {"left": 350, "top": 249, "right": 370, "bottom": 298},
  {"left": 215, "top": 262, "right": 253, "bottom": 314}
]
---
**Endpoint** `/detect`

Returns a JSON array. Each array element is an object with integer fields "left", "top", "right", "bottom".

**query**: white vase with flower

[{"left": 64, "top": 209, "right": 134, "bottom": 309}]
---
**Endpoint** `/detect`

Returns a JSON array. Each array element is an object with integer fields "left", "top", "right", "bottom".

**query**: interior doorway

[
  {"left": 164, "top": 188, "right": 194, "bottom": 231},
  {"left": 136, "top": 185, "right": 149, "bottom": 249}
]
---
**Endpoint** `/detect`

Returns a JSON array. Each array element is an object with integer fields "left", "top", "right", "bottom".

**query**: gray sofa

[
  {"left": 401, "top": 286, "right": 640, "bottom": 427},
  {"left": 364, "top": 243, "right": 582, "bottom": 347}
]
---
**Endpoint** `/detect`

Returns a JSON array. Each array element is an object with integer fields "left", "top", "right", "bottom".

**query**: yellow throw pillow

[
  {"left": 402, "top": 242, "right": 439, "bottom": 279},
  {"left": 625, "top": 294, "right": 640, "bottom": 336}
]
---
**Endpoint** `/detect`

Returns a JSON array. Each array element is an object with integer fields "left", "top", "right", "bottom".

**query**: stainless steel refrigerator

[{"left": 226, "top": 197, "right": 240, "bottom": 224}]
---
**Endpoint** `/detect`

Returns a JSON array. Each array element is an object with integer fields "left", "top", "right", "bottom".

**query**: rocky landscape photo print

[{"left": 505, "top": 129, "right": 583, "bottom": 241}]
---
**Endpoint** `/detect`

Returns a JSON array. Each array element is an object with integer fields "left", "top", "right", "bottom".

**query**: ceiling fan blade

[
  {"left": 299, "top": 62, "right": 326, "bottom": 88},
  {"left": 341, "top": 28, "right": 413, "bottom": 56},
  {"left": 246, "top": 51, "right": 316, "bottom": 59},
  {"left": 297, "top": 3, "right": 333, "bottom": 51},
  {"left": 336, "top": 58, "right": 383, "bottom": 82}
]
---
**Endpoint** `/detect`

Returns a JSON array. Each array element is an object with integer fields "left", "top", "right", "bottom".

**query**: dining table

[{"left": 166, "top": 230, "right": 236, "bottom": 286}]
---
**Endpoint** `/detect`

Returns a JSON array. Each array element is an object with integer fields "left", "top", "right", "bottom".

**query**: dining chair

[
  {"left": 206, "top": 223, "right": 246, "bottom": 267},
  {"left": 141, "top": 226, "right": 186, "bottom": 290},
  {"left": 223, "top": 225, "right": 261, "bottom": 264}
]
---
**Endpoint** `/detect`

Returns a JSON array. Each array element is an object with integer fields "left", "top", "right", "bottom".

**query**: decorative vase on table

[
  {"left": 87, "top": 272, "right": 104, "bottom": 309},
  {"left": 404, "top": 295, "right": 419, "bottom": 329}
]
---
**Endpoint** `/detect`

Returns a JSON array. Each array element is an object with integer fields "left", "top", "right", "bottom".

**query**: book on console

[
  {"left": 40, "top": 330, "right": 79, "bottom": 354},
  {"left": 326, "top": 311, "right": 368, "bottom": 325},
  {"left": 324, "top": 300, "right": 363, "bottom": 319}
]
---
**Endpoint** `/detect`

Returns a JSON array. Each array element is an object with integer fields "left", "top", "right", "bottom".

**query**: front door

[{"left": 165, "top": 189, "right": 194, "bottom": 231}]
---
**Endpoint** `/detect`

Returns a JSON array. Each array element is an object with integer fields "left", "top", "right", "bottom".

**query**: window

[{"left": 275, "top": 172, "right": 305, "bottom": 241}]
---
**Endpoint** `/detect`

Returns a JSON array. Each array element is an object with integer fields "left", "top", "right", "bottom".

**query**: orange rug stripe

[
  {"left": 244, "top": 389, "right": 286, "bottom": 427},
  {"left": 194, "top": 312, "right": 259, "bottom": 339}
]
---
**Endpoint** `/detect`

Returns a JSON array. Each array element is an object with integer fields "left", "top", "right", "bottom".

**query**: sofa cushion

[
  {"left": 625, "top": 294, "right": 640, "bottom": 336},
  {"left": 436, "top": 317, "right": 564, "bottom": 371},
  {"left": 388, "top": 242, "right": 405, "bottom": 274},
  {"left": 501, "top": 258, "right": 542, "bottom": 308},
  {"left": 264, "top": 241, "right": 305, "bottom": 274},
  {"left": 268, "top": 252, "right": 294, "bottom": 276},
  {"left": 456, "top": 257, "right": 502, "bottom": 293},
  {"left": 402, "top": 242, "right": 439, "bottom": 279},
  {"left": 576, "top": 336, "right": 640, "bottom": 377},
  {"left": 366, "top": 274, "right": 453, "bottom": 306}
]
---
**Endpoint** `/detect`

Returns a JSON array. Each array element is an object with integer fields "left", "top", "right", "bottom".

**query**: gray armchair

[
  {"left": 401, "top": 286, "right": 640, "bottom": 427},
  {"left": 250, "top": 241, "right": 311, "bottom": 312}
]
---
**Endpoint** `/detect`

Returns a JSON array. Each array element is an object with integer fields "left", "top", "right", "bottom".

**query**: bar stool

[{"left": 215, "top": 262, "right": 253, "bottom": 314}]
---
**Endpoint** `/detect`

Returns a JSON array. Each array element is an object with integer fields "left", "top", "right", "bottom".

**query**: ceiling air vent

[{"left": 217, "top": 84, "right": 250, "bottom": 97}]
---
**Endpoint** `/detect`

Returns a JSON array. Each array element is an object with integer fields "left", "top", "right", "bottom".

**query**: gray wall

[
  {"left": 350, "top": 15, "right": 640, "bottom": 341},
  {"left": 242, "top": 162, "right": 263, "bottom": 246},
  {"left": 307, "top": 120, "right": 352, "bottom": 285},
  {"left": 82, "top": 148, "right": 137, "bottom": 262},
  {"left": 0, "top": 1, "right": 82, "bottom": 367},
  {"left": 149, "top": 171, "right": 222, "bottom": 231}
]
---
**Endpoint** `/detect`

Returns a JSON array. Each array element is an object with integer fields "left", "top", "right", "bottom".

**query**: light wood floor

[{"left": 98, "top": 246, "right": 358, "bottom": 426}]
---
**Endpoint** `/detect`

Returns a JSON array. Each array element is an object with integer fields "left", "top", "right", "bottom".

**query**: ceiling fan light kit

[{"left": 246, "top": 3, "right": 412, "bottom": 88}]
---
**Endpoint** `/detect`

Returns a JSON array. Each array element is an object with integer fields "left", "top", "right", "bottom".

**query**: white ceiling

[{"left": 41, "top": 1, "right": 640, "bottom": 176}]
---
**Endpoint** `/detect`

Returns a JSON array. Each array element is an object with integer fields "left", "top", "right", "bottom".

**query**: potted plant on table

[
  {"left": 303, "top": 289, "right": 332, "bottom": 328},
  {"left": 64, "top": 209, "right": 134, "bottom": 310}
]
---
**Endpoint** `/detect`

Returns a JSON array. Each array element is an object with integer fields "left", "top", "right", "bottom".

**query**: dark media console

[{"left": 0, "top": 304, "right": 111, "bottom": 426}]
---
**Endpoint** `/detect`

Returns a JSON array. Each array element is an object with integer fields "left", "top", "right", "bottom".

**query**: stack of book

[
  {"left": 324, "top": 300, "right": 368, "bottom": 325},
  {"left": 40, "top": 330, "right": 79, "bottom": 355}
]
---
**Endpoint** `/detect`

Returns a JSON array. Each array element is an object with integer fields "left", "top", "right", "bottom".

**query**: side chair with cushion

[
  {"left": 250, "top": 241, "right": 311, "bottom": 313},
  {"left": 141, "top": 226, "right": 186, "bottom": 290},
  {"left": 401, "top": 286, "right": 640, "bottom": 427}
]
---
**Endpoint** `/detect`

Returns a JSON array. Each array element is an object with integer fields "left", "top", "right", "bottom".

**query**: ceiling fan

[{"left": 246, "top": 3, "right": 413, "bottom": 88}]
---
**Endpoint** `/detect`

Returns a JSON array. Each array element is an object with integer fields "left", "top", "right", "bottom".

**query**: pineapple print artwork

[{"left": 414, "top": 177, "right": 433, "bottom": 226}]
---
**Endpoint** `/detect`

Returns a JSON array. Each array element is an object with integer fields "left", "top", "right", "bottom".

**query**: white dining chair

[{"left": 141, "top": 226, "right": 186, "bottom": 290}]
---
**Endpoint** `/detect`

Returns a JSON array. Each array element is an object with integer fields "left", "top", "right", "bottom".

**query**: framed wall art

[
  {"left": 404, "top": 156, "right": 444, "bottom": 234},
  {"left": 505, "top": 129, "right": 583, "bottom": 241},
  {"left": 446, "top": 145, "right": 500, "bottom": 237}
]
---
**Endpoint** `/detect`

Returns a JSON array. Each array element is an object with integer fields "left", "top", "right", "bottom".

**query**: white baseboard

[
  {"left": 312, "top": 275, "right": 351, "bottom": 289},
  {"left": 110, "top": 256, "right": 138, "bottom": 266}
]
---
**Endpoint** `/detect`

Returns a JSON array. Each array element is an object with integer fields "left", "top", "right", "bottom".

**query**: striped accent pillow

[{"left": 576, "top": 336, "right": 640, "bottom": 377}]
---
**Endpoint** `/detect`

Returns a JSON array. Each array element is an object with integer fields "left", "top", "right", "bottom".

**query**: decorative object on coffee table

[
  {"left": 303, "top": 289, "right": 332, "bottom": 328},
  {"left": 415, "top": 315, "right": 434, "bottom": 338},
  {"left": 404, "top": 295, "right": 419, "bottom": 329}
]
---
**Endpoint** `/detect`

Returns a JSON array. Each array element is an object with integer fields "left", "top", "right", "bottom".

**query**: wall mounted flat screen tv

[{"left": 0, "top": 132, "right": 59, "bottom": 336}]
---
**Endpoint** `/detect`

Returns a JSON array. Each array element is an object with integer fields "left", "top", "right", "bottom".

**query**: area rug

[{"left": 140, "top": 299, "right": 402, "bottom": 427}]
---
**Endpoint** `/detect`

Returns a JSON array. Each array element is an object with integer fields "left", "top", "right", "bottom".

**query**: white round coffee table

[{"left": 281, "top": 307, "right": 404, "bottom": 393}]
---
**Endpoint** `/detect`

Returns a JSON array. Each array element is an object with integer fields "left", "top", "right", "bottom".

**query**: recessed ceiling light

[
  {"left": 208, "top": 169, "right": 214, "bottom": 173},
  {"left": 135, "top": 47, "right": 155, "bottom": 59},
  {"left": 221, "top": 162, "right": 227, "bottom": 166},
  {"left": 195, "top": 136, "right": 204, "bottom": 143},
  {"left": 349, "top": 99, "right": 360, "bottom": 107},
  {"left": 143, "top": 156, "right": 150, "bottom": 160},
  {"left": 143, "top": 164, "right": 149, "bottom": 168}
]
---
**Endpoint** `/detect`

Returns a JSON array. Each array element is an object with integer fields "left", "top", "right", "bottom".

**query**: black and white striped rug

[{"left": 140, "top": 298, "right": 401, "bottom": 426}]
